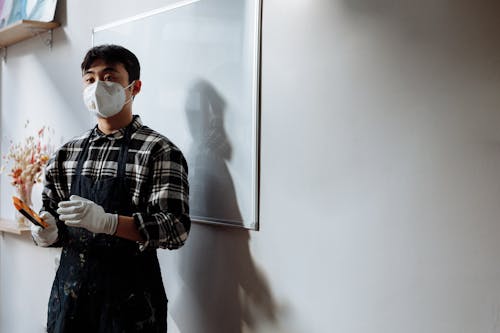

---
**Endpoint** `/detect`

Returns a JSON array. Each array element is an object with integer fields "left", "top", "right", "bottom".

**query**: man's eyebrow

[{"left": 83, "top": 67, "right": 119, "bottom": 75}]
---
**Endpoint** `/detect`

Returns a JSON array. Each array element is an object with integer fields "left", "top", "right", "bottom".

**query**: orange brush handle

[{"left": 12, "top": 196, "right": 49, "bottom": 228}]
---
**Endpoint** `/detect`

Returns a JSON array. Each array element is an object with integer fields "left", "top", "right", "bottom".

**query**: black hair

[{"left": 81, "top": 44, "right": 140, "bottom": 83}]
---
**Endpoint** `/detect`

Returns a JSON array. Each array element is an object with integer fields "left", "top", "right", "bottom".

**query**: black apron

[{"left": 47, "top": 125, "right": 168, "bottom": 333}]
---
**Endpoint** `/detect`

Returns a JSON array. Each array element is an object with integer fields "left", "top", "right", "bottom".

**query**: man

[{"left": 31, "top": 44, "right": 191, "bottom": 333}]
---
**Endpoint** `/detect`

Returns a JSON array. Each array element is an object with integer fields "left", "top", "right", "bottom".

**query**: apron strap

[
  {"left": 117, "top": 125, "right": 132, "bottom": 178},
  {"left": 74, "top": 128, "right": 93, "bottom": 176}
]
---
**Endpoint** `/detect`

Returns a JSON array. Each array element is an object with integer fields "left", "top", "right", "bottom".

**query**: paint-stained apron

[{"left": 47, "top": 125, "right": 168, "bottom": 333}]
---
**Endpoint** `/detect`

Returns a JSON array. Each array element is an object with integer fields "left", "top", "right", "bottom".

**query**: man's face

[{"left": 82, "top": 59, "right": 134, "bottom": 100}]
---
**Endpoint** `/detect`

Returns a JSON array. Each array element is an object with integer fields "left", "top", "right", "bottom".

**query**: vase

[{"left": 15, "top": 182, "right": 34, "bottom": 228}]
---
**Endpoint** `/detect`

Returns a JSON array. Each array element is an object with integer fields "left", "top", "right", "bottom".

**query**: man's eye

[
  {"left": 85, "top": 77, "right": 94, "bottom": 83},
  {"left": 104, "top": 76, "right": 113, "bottom": 81}
]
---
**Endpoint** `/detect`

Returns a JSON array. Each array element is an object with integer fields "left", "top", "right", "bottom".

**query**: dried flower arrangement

[{"left": 1, "top": 121, "right": 53, "bottom": 209}]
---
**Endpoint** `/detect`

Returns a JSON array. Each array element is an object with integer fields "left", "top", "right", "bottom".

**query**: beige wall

[{"left": 2, "top": 0, "right": 500, "bottom": 332}]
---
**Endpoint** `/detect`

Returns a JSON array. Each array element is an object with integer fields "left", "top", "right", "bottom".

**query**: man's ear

[{"left": 132, "top": 80, "right": 142, "bottom": 96}]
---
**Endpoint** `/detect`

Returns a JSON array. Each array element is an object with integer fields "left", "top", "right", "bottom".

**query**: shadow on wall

[
  {"left": 184, "top": 79, "right": 242, "bottom": 224},
  {"left": 173, "top": 224, "right": 277, "bottom": 333},
  {"left": 170, "top": 80, "right": 277, "bottom": 332},
  {"left": 54, "top": 0, "right": 68, "bottom": 27}
]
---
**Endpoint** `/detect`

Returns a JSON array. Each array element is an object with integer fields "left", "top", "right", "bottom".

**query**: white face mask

[{"left": 83, "top": 80, "right": 134, "bottom": 118}]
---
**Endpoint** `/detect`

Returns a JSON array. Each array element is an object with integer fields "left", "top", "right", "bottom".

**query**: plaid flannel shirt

[{"left": 42, "top": 115, "right": 190, "bottom": 250}]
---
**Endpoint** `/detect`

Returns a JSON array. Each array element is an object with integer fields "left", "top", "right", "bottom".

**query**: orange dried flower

[{"left": 1, "top": 123, "right": 53, "bottom": 192}]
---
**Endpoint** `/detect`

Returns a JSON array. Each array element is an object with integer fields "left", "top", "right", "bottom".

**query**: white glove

[
  {"left": 31, "top": 211, "right": 58, "bottom": 247},
  {"left": 57, "top": 195, "right": 118, "bottom": 235}
]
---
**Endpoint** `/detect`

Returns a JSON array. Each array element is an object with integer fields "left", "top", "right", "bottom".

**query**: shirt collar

[{"left": 90, "top": 115, "right": 143, "bottom": 142}]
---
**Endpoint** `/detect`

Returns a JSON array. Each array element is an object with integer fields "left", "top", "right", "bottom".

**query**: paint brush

[{"left": 12, "top": 196, "right": 49, "bottom": 228}]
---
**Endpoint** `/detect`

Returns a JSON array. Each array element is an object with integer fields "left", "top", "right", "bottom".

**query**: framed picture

[
  {"left": 93, "top": 0, "right": 262, "bottom": 230},
  {"left": 0, "top": 0, "right": 58, "bottom": 29}
]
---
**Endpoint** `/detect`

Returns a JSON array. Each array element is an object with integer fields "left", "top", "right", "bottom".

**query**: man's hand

[
  {"left": 31, "top": 211, "right": 58, "bottom": 247},
  {"left": 57, "top": 195, "right": 118, "bottom": 235}
]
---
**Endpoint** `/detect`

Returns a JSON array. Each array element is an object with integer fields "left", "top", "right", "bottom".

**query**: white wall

[{"left": 2, "top": 0, "right": 500, "bottom": 332}]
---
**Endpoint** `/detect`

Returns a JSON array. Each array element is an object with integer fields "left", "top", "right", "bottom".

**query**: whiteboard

[{"left": 93, "top": 0, "right": 261, "bottom": 229}]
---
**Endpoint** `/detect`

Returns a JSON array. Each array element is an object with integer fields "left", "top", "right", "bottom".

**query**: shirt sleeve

[
  {"left": 40, "top": 149, "right": 70, "bottom": 247},
  {"left": 41, "top": 150, "right": 68, "bottom": 212},
  {"left": 133, "top": 146, "right": 191, "bottom": 251}
]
